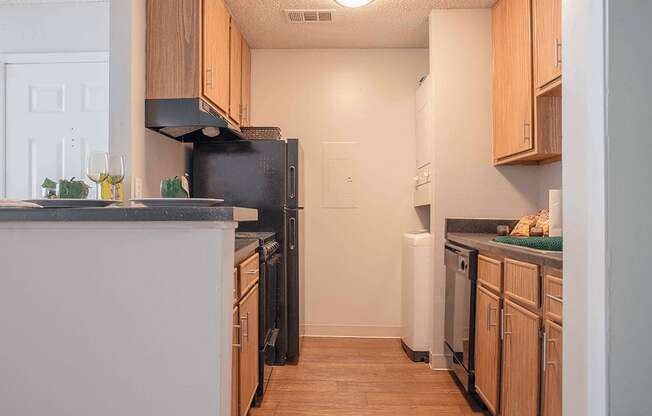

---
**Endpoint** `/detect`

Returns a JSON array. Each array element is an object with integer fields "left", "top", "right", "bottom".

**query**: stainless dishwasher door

[{"left": 443, "top": 242, "right": 478, "bottom": 392}]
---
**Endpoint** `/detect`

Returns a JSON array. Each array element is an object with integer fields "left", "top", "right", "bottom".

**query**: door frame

[{"left": 0, "top": 51, "right": 109, "bottom": 198}]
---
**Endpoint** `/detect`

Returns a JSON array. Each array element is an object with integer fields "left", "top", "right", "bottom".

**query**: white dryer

[{"left": 401, "top": 230, "right": 432, "bottom": 362}]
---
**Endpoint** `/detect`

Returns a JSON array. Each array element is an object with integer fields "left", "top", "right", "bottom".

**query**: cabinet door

[
  {"left": 229, "top": 20, "right": 243, "bottom": 125},
  {"left": 232, "top": 306, "right": 239, "bottom": 416},
  {"left": 203, "top": 0, "right": 230, "bottom": 113},
  {"left": 501, "top": 299, "right": 541, "bottom": 416},
  {"left": 239, "top": 284, "right": 259, "bottom": 416},
  {"left": 542, "top": 320, "right": 562, "bottom": 416},
  {"left": 534, "top": 0, "right": 561, "bottom": 88},
  {"left": 492, "top": 0, "right": 534, "bottom": 159},
  {"left": 475, "top": 285, "right": 501, "bottom": 415},
  {"left": 241, "top": 39, "right": 251, "bottom": 127}
]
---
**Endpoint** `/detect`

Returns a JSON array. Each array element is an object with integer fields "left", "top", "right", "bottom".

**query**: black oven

[
  {"left": 444, "top": 242, "right": 478, "bottom": 393},
  {"left": 236, "top": 232, "right": 281, "bottom": 405}
]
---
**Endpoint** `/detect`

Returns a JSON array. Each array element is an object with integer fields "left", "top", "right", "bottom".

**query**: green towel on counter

[{"left": 494, "top": 236, "right": 563, "bottom": 252}]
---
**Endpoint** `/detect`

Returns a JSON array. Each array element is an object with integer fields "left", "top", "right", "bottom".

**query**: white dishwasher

[{"left": 401, "top": 230, "right": 432, "bottom": 362}]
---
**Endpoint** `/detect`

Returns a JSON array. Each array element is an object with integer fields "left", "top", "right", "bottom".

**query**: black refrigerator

[{"left": 192, "top": 138, "right": 303, "bottom": 364}]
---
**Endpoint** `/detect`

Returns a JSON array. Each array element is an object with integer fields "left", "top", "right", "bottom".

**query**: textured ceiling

[{"left": 225, "top": 0, "right": 496, "bottom": 49}]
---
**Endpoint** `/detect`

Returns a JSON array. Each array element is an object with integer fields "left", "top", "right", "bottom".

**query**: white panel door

[{"left": 5, "top": 61, "right": 109, "bottom": 199}]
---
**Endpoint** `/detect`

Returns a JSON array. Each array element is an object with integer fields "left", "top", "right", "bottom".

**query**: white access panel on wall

[
  {"left": 322, "top": 141, "right": 358, "bottom": 208},
  {"left": 5, "top": 61, "right": 109, "bottom": 199},
  {"left": 415, "top": 75, "right": 433, "bottom": 169}
]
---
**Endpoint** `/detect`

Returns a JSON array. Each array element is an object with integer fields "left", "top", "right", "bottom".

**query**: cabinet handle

[
  {"left": 555, "top": 39, "right": 562, "bottom": 68},
  {"left": 487, "top": 304, "right": 491, "bottom": 330},
  {"left": 246, "top": 269, "right": 259, "bottom": 275},
  {"left": 522, "top": 122, "right": 531, "bottom": 143},
  {"left": 503, "top": 312, "right": 512, "bottom": 336},
  {"left": 546, "top": 338, "right": 558, "bottom": 367},
  {"left": 233, "top": 324, "right": 241, "bottom": 348},
  {"left": 240, "top": 315, "right": 248, "bottom": 351},
  {"left": 500, "top": 307, "right": 505, "bottom": 340},
  {"left": 245, "top": 312, "right": 250, "bottom": 343},
  {"left": 542, "top": 330, "right": 547, "bottom": 373},
  {"left": 206, "top": 67, "right": 214, "bottom": 89}
]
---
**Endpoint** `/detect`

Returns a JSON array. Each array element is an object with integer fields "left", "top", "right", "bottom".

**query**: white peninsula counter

[{"left": 0, "top": 206, "right": 257, "bottom": 416}]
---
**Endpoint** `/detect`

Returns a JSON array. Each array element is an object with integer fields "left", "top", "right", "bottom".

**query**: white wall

[
  {"left": 539, "top": 161, "right": 562, "bottom": 207},
  {"left": 109, "top": 0, "right": 190, "bottom": 198},
  {"left": 428, "top": 9, "right": 552, "bottom": 367},
  {"left": 563, "top": 1, "right": 607, "bottom": 414},
  {"left": 0, "top": 2, "right": 109, "bottom": 53},
  {"left": 605, "top": 1, "right": 652, "bottom": 413},
  {"left": 251, "top": 49, "right": 428, "bottom": 337}
]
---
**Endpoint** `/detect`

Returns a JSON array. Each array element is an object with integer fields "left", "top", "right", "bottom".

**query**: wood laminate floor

[{"left": 249, "top": 337, "right": 488, "bottom": 416}]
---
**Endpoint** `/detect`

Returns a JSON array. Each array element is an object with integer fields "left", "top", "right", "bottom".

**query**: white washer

[{"left": 401, "top": 230, "right": 433, "bottom": 362}]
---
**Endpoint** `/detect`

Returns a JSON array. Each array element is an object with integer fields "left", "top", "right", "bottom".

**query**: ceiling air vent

[{"left": 285, "top": 9, "right": 334, "bottom": 23}]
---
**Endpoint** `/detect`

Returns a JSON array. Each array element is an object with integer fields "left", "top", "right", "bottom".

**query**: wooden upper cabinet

[
  {"left": 501, "top": 299, "right": 541, "bottom": 416},
  {"left": 542, "top": 319, "right": 562, "bottom": 416},
  {"left": 492, "top": 0, "right": 534, "bottom": 161},
  {"left": 241, "top": 39, "right": 252, "bottom": 127},
  {"left": 146, "top": 0, "right": 202, "bottom": 99},
  {"left": 229, "top": 20, "right": 243, "bottom": 124},
  {"left": 203, "top": 0, "right": 230, "bottom": 113},
  {"left": 475, "top": 285, "right": 501, "bottom": 415},
  {"left": 534, "top": 0, "right": 561, "bottom": 88}
]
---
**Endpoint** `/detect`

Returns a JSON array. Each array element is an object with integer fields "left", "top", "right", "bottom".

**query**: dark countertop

[
  {"left": 447, "top": 232, "right": 563, "bottom": 269},
  {"left": 0, "top": 206, "right": 258, "bottom": 223},
  {"left": 234, "top": 238, "right": 259, "bottom": 265}
]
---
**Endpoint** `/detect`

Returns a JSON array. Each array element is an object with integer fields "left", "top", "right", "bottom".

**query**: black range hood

[{"left": 145, "top": 98, "right": 243, "bottom": 142}]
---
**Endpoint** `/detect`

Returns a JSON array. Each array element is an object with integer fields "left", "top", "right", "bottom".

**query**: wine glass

[
  {"left": 86, "top": 152, "right": 108, "bottom": 200},
  {"left": 107, "top": 154, "right": 125, "bottom": 202}
]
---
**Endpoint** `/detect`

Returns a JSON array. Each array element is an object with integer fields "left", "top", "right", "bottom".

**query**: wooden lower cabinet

[
  {"left": 238, "top": 284, "right": 259, "bottom": 416},
  {"left": 475, "top": 285, "right": 501, "bottom": 415},
  {"left": 542, "top": 319, "right": 563, "bottom": 416},
  {"left": 232, "top": 306, "right": 240, "bottom": 416},
  {"left": 501, "top": 299, "right": 541, "bottom": 416}
]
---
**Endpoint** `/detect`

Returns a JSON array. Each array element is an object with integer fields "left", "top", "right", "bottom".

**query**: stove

[{"left": 235, "top": 232, "right": 281, "bottom": 404}]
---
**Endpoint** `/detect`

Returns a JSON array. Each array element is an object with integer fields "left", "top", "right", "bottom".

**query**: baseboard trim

[
  {"left": 429, "top": 352, "right": 449, "bottom": 370},
  {"left": 303, "top": 324, "right": 402, "bottom": 338}
]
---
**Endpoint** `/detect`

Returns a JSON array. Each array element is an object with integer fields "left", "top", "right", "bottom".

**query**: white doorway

[{"left": 1, "top": 53, "right": 109, "bottom": 199}]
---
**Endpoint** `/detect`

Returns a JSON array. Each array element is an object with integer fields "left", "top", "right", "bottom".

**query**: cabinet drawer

[
  {"left": 238, "top": 253, "right": 259, "bottom": 296},
  {"left": 544, "top": 275, "right": 563, "bottom": 323},
  {"left": 504, "top": 258, "right": 540, "bottom": 309},
  {"left": 478, "top": 255, "right": 503, "bottom": 292}
]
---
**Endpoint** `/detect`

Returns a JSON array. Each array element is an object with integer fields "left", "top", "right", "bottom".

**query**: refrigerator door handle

[
  {"left": 289, "top": 165, "right": 296, "bottom": 200},
  {"left": 289, "top": 217, "right": 296, "bottom": 250}
]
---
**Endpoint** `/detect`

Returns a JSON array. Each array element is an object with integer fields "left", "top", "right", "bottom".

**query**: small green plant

[
  {"left": 41, "top": 178, "right": 57, "bottom": 199},
  {"left": 57, "top": 178, "right": 90, "bottom": 199},
  {"left": 160, "top": 175, "right": 190, "bottom": 198}
]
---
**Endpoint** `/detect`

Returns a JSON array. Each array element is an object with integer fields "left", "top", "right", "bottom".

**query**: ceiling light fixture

[{"left": 334, "top": 0, "right": 374, "bottom": 8}]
